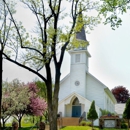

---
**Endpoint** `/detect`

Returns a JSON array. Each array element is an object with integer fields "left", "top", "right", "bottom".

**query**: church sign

[
  {"left": 99, "top": 115, "right": 121, "bottom": 128},
  {"left": 104, "top": 119, "right": 116, "bottom": 127}
]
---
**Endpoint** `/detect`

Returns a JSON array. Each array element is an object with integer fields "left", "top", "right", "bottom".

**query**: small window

[{"left": 75, "top": 54, "right": 80, "bottom": 63}]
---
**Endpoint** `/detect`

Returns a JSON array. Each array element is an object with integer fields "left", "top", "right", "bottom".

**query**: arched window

[{"left": 72, "top": 97, "right": 81, "bottom": 105}]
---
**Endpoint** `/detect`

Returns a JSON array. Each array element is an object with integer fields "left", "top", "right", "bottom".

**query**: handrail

[{"left": 79, "top": 111, "right": 86, "bottom": 123}]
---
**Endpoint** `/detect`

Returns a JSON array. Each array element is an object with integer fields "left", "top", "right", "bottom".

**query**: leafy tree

[
  {"left": 99, "top": 0, "right": 130, "bottom": 29},
  {"left": 2, "top": 1, "right": 101, "bottom": 130},
  {"left": 35, "top": 80, "right": 47, "bottom": 100},
  {"left": 111, "top": 86, "right": 130, "bottom": 103},
  {"left": 1, "top": 80, "right": 47, "bottom": 128},
  {"left": 0, "top": 1, "right": 17, "bottom": 128},
  {"left": 2, "top": 79, "right": 30, "bottom": 128},
  {"left": 1, "top": 82, "right": 13, "bottom": 128},
  {"left": 11, "top": 81, "right": 47, "bottom": 127},
  {"left": 35, "top": 80, "right": 48, "bottom": 122},
  {"left": 87, "top": 101, "right": 98, "bottom": 130},
  {"left": 123, "top": 98, "right": 130, "bottom": 129}
]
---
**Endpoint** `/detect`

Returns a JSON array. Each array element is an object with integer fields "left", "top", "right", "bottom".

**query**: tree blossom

[
  {"left": 29, "top": 97, "right": 47, "bottom": 116},
  {"left": 27, "top": 82, "right": 47, "bottom": 116}
]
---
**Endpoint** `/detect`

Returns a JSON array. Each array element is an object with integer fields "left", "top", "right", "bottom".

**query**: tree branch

[
  {"left": 3, "top": 0, "right": 44, "bottom": 57},
  {"left": 3, "top": 53, "right": 47, "bottom": 82}
]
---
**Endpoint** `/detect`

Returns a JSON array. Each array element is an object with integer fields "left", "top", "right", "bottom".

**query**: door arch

[{"left": 72, "top": 97, "right": 81, "bottom": 117}]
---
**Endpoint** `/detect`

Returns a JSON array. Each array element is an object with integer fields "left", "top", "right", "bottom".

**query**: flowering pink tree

[
  {"left": 1, "top": 81, "right": 47, "bottom": 127},
  {"left": 29, "top": 97, "right": 47, "bottom": 116},
  {"left": 27, "top": 82, "right": 47, "bottom": 117}
]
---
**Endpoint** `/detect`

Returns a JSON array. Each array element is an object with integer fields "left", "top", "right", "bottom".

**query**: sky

[{"left": 2, "top": 1, "right": 130, "bottom": 91}]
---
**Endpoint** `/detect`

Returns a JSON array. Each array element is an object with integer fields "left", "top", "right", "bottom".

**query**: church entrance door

[
  {"left": 72, "top": 97, "right": 81, "bottom": 117},
  {"left": 72, "top": 106, "right": 81, "bottom": 117}
]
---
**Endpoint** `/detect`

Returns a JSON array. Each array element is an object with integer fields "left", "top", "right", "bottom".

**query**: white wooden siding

[
  {"left": 86, "top": 74, "right": 105, "bottom": 109},
  {"left": 59, "top": 76, "right": 70, "bottom": 101}
]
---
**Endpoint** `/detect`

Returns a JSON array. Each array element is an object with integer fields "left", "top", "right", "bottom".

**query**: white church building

[{"left": 58, "top": 27, "right": 117, "bottom": 126}]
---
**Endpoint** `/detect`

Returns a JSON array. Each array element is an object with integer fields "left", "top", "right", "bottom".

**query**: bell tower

[{"left": 68, "top": 25, "right": 91, "bottom": 97}]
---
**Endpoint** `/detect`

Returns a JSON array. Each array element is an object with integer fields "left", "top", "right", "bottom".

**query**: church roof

[
  {"left": 76, "top": 27, "right": 87, "bottom": 41},
  {"left": 58, "top": 92, "right": 100, "bottom": 109}
]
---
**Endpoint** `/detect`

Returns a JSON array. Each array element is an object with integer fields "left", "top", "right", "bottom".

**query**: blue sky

[{"left": 3, "top": 2, "right": 130, "bottom": 91}]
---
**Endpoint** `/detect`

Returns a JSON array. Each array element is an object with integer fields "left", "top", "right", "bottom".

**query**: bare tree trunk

[
  {"left": 0, "top": 50, "right": 3, "bottom": 130},
  {"left": 18, "top": 118, "right": 21, "bottom": 128},
  {"left": 92, "top": 120, "right": 94, "bottom": 130},
  {"left": 1, "top": 118, "right": 5, "bottom": 128},
  {"left": 12, "top": 121, "right": 18, "bottom": 130},
  {"left": 47, "top": 86, "right": 58, "bottom": 130},
  {"left": 128, "top": 119, "right": 129, "bottom": 129},
  {"left": 48, "top": 106, "right": 58, "bottom": 130},
  {"left": 46, "top": 68, "right": 60, "bottom": 130},
  {"left": 3, "top": 120, "right": 6, "bottom": 128}
]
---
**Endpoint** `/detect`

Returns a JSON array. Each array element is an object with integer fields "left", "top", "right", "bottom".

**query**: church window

[
  {"left": 75, "top": 54, "right": 80, "bottom": 63},
  {"left": 72, "top": 97, "right": 81, "bottom": 105}
]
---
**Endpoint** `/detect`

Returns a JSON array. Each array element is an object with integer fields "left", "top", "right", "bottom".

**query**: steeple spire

[
  {"left": 76, "top": 26, "right": 87, "bottom": 41},
  {"left": 76, "top": 4, "right": 87, "bottom": 42},
  {"left": 71, "top": 4, "right": 89, "bottom": 50}
]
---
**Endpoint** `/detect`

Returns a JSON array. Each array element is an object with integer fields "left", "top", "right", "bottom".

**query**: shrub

[
  {"left": 79, "top": 121, "right": 87, "bottom": 126},
  {"left": 121, "top": 123, "right": 128, "bottom": 128},
  {"left": 100, "top": 108, "right": 115, "bottom": 116},
  {"left": 79, "top": 121, "right": 92, "bottom": 126},
  {"left": 86, "top": 121, "right": 92, "bottom": 126}
]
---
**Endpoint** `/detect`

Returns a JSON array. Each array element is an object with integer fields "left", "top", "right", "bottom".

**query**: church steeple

[
  {"left": 68, "top": 8, "right": 91, "bottom": 97},
  {"left": 76, "top": 27, "right": 87, "bottom": 41},
  {"left": 75, "top": 5, "right": 87, "bottom": 42},
  {"left": 69, "top": 5, "right": 91, "bottom": 73},
  {"left": 72, "top": 5, "right": 89, "bottom": 50}
]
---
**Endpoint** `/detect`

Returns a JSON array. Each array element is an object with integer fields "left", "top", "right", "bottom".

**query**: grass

[
  {"left": 60, "top": 126, "right": 129, "bottom": 130},
  {"left": 60, "top": 126, "right": 99, "bottom": 130},
  {"left": 2, "top": 126, "right": 130, "bottom": 130},
  {"left": 4, "top": 121, "right": 130, "bottom": 130}
]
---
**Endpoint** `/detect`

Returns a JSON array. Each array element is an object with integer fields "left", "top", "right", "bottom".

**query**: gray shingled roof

[{"left": 76, "top": 27, "right": 87, "bottom": 41}]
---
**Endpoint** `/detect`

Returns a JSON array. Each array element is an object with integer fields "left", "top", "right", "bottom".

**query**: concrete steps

[{"left": 58, "top": 117, "right": 80, "bottom": 127}]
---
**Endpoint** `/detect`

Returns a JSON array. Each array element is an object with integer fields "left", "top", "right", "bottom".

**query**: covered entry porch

[
  {"left": 58, "top": 92, "right": 100, "bottom": 126},
  {"left": 58, "top": 93, "right": 89, "bottom": 117}
]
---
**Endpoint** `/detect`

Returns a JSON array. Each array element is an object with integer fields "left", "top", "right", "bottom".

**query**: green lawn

[
  {"left": 60, "top": 126, "right": 99, "bottom": 130},
  {"left": 2, "top": 126, "right": 130, "bottom": 130},
  {"left": 4, "top": 121, "right": 130, "bottom": 130},
  {"left": 60, "top": 126, "right": 129, "bottom": 130}
]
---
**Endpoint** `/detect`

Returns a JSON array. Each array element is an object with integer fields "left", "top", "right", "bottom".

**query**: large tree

[
  {"left": 2, "top": 0, "right": 100, "bottom": 130},
  {"left": 123, "top": 98, "right": 130, "bottom": 129},
  {"left": 111, "top": 86, "right": 130, "bottom": 103},
  {"left": 0, "top": 1, "right": 17, "bottom": 128}
]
